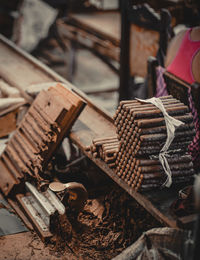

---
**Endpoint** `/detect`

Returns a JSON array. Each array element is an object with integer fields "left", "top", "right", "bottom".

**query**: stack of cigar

[
  {"left": 90, "top": 136, "right": 120, "bottom": 168},
  {"left": 113, "top": 95, "right": 195, "bottom": 191}
]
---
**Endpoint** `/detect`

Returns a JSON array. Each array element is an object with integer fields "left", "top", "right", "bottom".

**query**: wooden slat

[{"left": 67, "top": 11, "right": 121, "bottom": 45}]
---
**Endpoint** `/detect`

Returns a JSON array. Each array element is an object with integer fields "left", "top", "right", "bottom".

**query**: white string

[{"left": 137, "top": 97, "right": 184, "bottom": 187}]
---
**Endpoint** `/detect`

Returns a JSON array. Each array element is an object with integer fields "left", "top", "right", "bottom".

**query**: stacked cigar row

[
  {"left": 113, "top": 95, "right": 195, "bottom": 191},
  {"left": 89, "top": 136, "right": 120, "bottom": 168}
]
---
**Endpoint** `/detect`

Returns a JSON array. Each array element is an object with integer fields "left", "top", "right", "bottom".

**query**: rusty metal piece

[{"left": 49, "top": 181, "right": 88, "bottom": 213}]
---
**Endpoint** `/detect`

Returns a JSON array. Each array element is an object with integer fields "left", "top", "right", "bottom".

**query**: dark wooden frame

[
  {"left": 164, "top": 71, "right": 200, "bottom": 115},
  {"left": 119, "top": 1, "right": 172, "bottom": 101},
  {"left": 147, "top": 56, "right": 200, "bottom": 115}
]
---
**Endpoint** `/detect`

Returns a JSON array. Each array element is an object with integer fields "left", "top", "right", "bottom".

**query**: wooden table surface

[{"left": 0, "top": 34, "right": 187, "bottom": 229}]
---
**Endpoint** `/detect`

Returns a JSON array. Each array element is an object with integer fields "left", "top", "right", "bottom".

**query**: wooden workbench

[{"left": 0, "top": 34, "right": 187, "bottom": 228}]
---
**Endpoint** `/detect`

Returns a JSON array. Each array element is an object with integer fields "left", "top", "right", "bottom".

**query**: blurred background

[{"left": 0, "top": 0, "right": 200, "bottom": 116}]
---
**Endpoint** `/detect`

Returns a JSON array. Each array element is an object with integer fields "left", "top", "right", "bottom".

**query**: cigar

[
  {"left": 119, "top": 96, "right": 175, "bottom": 109},
  {"left": 138, "top": 122, "right": 194, "bottom": 136},
  {"left": 117, "top": 168, "right": 124, "bottom": 178},
  {"left": 103, "top": 146, "right": 119, "bottom": 153},
  {"left": 139, "top": 129, "right": 195, "bottom": 143},
  {"left": 138, "top": 175, "right": 194, "bottom": 191},
  {"left": 102, "top": 141, "right": 120, "bottom": 147},
  {"left": 108, "top": 162, "right": 116, "bottom": 169},
  {"left": 135, "top": 141, "right": 192, "bottom": 157},
  {"left": 137, "top": 114, "right": 193, "bottom": 128},
  {"left": 93, "top": 136, "right": 118, "bottom": 143},
  {"left": 127, "top": 176, "right": 135, "bottom": 186},
  {"left": 122, "top": 98, "right": 182, "bottom": 110},
  {"left": 129, "top": 106, "right": 189, "bottom": 122},
  {"left": 90, "top": 144, "right": 97, "bottom": 153},
  {"left": 123, "top": 99, "right": 181, "bottom": 112},
  {"left": 104, "top": 155, "right": 116, "bottom": 163},
  {"left": 140, "top": 139, "right": 191, "bottom": 150},
  {"left": 136, "top": 148, "right": 187, "bottom": 157},
  {"left": 138, "top": 161, "right": 194, "bottom": 173},
  {"left": 136, "top": 154, "right": 192, "bottom": 166},
  {"left": 126, "top": 102, "right": 185, "bottom": 115},
  {"left": 93, "top": 138, "right": 119, "bottom": 147},
  {"left": 140, "top": 168, "right": 194, "bottom": 180},
  {"left": 125, "top": 169, "right": 134, "bottom": 182},
  {"left": 119, "top": 158, "right": 127, "bottom": 171}
]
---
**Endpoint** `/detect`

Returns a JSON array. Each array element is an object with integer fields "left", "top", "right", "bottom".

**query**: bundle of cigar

[
  {"left": 113, "top": 95, "right": 195, "bottom": 191},
  {"left": 89, "top": 136, "right": 120, "bottom": 168}
]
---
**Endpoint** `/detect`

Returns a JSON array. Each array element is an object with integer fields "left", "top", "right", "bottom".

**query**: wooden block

[{"left": 0, "top": 84, "right": 86, "bottom": 196}]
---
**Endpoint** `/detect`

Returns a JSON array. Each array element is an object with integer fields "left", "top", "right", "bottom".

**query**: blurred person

[
  {"left": 165, "top": 26, "right": 200, "bottom": 84},
  {"left": 154, "top": 26, "right": 200, "bottom": 171}
]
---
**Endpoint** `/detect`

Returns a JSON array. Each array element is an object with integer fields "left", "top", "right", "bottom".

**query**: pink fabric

[{"left": 167, "top": 28, "right": 200, "bottom": 84}]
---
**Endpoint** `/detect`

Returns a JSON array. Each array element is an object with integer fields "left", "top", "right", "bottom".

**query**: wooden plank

[
  {"left": 68, "top": 11, "right": 121, "bottom": 45},
  {"left": 57, "top": 21, "right": 120, "bottom": 62},
  {"left": 0, "top": 34, "right": 114, "bottom": 123},
  {"left": 8, "top": 198, "right": 34, "bottom": 231},
  {"left": 0, "top": 101, "right": 26, "bottom": 117},
  {"left": 16, "top": 194, "right": 52, "bottom": 242},
  {"left": 130, "top": 24, "right": 159, "bottom": 78}
]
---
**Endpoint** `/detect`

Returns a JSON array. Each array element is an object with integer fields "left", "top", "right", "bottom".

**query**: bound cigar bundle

[
  {"left": 113, "top": 95, "right": 195, "bottom": 191},
  {"left": 89, "top": 136, "right": 120, "bottom": 168}
]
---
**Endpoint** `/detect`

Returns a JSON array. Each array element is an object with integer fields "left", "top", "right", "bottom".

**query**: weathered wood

[{"left": 0, "top": 109, "right": 18, "bottom": 138}]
